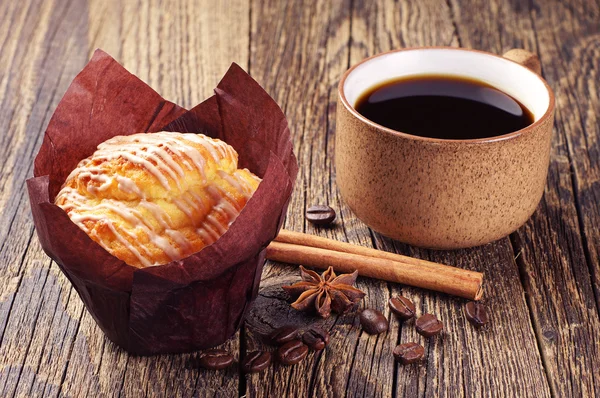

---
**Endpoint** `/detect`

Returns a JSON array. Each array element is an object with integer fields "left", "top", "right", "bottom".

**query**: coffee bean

[
  {"left": 302, "top": 326, "right": 330, "bottom": 350},
  {"left": 415, "top": 314, "right": 443, "bottom": 337},
  {"left": 277, "top": 340, "right": 309, "bottom": 365},
  {"left": 242, "top": 351, "right": 272, "bottom": 373},
  {"left": 306, "top": 205, "right": 336, "bottom": 226},
  {"left": 388, "top": 296, "right": 416, "bottom": 320},
  {"left": 393, "top": 342, "right": 425, "bottom": 365},
  {"left": 359, "top": 309, "right": 389, "bottom": 335},
  {"left": 269, "top": 325, "right": 300, "bottom": 345},
  {"left": 198, "top": 349, "right": 234, "bottom": 370},
  {"left": 465, "top": 302, "right": 488, "bottom": 328}
]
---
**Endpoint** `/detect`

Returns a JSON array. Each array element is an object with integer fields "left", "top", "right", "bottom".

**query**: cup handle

[{"left": 502, "top": 49, "right": 542, "bottom": 75}]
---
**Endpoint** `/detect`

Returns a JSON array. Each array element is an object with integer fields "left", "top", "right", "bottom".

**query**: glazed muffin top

[{"left": 55, "top": 131, "right": 261, "bottom": 268}]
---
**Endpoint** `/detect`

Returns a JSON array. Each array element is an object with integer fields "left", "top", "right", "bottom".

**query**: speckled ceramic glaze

[{"left": 336, "top": 47, "right": 555, "bottom": 249}]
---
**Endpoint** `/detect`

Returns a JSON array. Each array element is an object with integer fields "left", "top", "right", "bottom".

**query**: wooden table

[{"left": 1, "top": 0, "right": 599, "bottom": 396}]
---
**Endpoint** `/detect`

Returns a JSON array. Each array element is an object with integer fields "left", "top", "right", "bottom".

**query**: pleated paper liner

[{"left": 27, "top": 49, "right": 298, "bottom": 355}]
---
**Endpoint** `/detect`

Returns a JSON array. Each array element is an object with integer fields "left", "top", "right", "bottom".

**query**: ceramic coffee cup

[{"left": 336, "top": 47, "right": 555, "bottom": 249}]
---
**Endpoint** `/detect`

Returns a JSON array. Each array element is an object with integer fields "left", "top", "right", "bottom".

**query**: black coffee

[{"left": 355, "top": 75, "right": 534, "bottom": 140}]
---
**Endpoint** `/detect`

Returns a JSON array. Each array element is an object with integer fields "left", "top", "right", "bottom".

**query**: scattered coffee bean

[
  {"left": 269, "top": 325, "right": 300, "bottom": 345},
  {"left": 465, "top": 302, "right": 488, "bottom": 328},
  {"left": 415, "top": 314, "right": 443, "bottom": 337},
  {"left": 277, "top": 340, "right": 309, "bottom": 365},
  {"left": 241, "top": 351, "right": 272, "bottom": 373},
  {"left": 306, "top": 205, "right": 336, "bottom": 226},
  {"left": 388, "top": 296, "right": 416, "bottom": 320},
  {"left": 198, "top": 349, "right": 234, "bottom": 370},
  {"left": 302, "top": 326, "right": 330, "bottom": 350},
  {"left": 393, "top": 342, "right": 425, "bottom": 365},
  {"left": 359, "top": 309, "right": 389, "bottom": 335}
]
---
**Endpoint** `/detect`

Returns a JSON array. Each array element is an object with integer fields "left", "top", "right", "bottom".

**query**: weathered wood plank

[
  {"left": 1, "top": 0, "right": 599, "bottom": 397},
  {"left": 352, "top": 1, "right": 551, "bottom": 397},
  {"left": 529, "top": 0, "right": 600, "bottom": 312},
  {"left": 0, "top": 0, "right": 249, "bottom": 397},
  {"left": 449, "top": 0, "right": 600, "bottom": 396},
  {"left": 347, "top": 3, "right": 458, "bottom": 396},
  {"left": 0, "top": 1, "right": 92, "bottom": 397},
  {"left": 245, "top": 0, "right": 388, "bottom": 397},
  {"left": 245, "top": 0, "right": 550, "bottom": 397},
  {"left": 74, "top": 0, "right": 250, "bottom": 397},
  {"left": 525, "top": 0, "right": 600, "bottom": 395}
]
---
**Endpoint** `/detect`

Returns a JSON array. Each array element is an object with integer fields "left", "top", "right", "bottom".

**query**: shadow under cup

[{"left": 335, "top": 47, "right": 555, "bottom": 249}]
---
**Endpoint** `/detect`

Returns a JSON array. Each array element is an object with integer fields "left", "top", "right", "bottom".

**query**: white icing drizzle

[
  {"left": 207, "top": 214, "right": 228, "bottom": 235},
  {"left": 173, "top": 198, "right": 195, "bottom": 220},
  {"left": 189, "top": 191, "right": 209, "bottom": 215},
  {"left": 116, "top": 175, "right": 145, "bottom": 198},
  {"left": 196, "top": 228, "right": 216, "bottom": 245},
  {"left": 55, "top": 132, "right": 261, "bottom": 267},
  {"left": 218, "top": 201, "right": 239, "bottom": 219},
  {"left": 201, "top": 221, "right": 222, "bottom": 241},
  {"left": 105, "top": 221, "right": 152, "bottom": 267},
  {"left": 139, "top": 201, "right": 172, "bottom": 228},
  {"left": 218, "top": 170, "right": 246, "bottom": 197},
  {"left": 165, "top": 229, "right": 192, "bottom": 251}
]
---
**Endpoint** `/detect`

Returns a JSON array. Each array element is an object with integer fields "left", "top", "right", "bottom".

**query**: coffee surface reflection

[{"left": 355, "top": 75, "right": 534, "bottom": 140}]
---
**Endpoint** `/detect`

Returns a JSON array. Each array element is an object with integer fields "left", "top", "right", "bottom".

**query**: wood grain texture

[
  {"left": 244, "top": 1, "right": 376, "bottom": 397},
  {"left": 523, "top": 0, "right": 600, "bottom": 395},
  {"left": 448, "top": 0, "right": 600, "bottom": 396},
  {"left": 0, "top": 1, "right": 90, "bottom": 397},
  {"left": 0, "top": 0, "right": 599, "bottom": 397},
  {"left": 0, "top": 0, "right": 249, "bottom": 397},
  {"left": 351, "top": 1, "right": 550, "bottom": 397},
  {"left": 244, "top": 0, "right": 549, "bottom": 397},
  {"left": 69, "top": 0, "right": 249, "bottom": 397}
]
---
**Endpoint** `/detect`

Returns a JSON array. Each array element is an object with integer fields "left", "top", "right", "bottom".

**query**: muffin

[
  {"left": 28, "top": 50, "right": 297, "bottom": 354},
  {"left": 55, "top": 132, "right": 261, "bottom": 268}
]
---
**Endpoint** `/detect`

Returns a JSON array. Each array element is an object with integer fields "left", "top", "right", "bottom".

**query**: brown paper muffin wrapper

[{"left": 26, "top": 50, "right": 298, "bottom": 355}]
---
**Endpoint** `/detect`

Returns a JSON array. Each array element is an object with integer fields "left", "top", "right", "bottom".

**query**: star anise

[{"left": 282, "top": 266, "right": 366, "bottom": 318}]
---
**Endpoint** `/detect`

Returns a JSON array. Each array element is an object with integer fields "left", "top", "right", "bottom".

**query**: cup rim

[{"left": 338, "top": 46, "right": 555, "bottom": 144}]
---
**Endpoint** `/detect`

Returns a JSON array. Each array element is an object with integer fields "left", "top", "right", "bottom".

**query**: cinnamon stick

[{"left": 267, "top": 229, "right": 483, "bottom": 300}]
